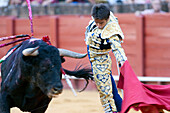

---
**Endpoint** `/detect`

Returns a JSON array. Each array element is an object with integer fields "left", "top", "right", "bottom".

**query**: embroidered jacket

[{"left": 85, "top": 12, "right": 124, "bottom": 55}]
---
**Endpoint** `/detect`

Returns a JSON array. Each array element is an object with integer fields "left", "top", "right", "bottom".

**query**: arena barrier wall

[
  {"left": 0, "top": 16, "right": 15, "bottom": 71},
  {"left": 144, "top": 14, "right": 170, "bottom": 77},
  {"left": 0, "top": 17, "right": 15, "bottom": 57},
  {"left": 0, "top": 14, "right": 170, "bottom": 90}
]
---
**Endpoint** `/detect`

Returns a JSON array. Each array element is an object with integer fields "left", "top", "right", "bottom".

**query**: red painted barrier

[
  {"left": 0, "top": 17, "right": 15, "bottom": 60},
  {"left": 144, "top": 14, "right": 170, "bottom": 77},
  {"left": 14, "top": 16, "right": 59, "bottom": 47}
]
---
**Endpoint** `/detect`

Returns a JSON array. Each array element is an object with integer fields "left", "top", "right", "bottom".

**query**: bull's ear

[
  {"left": 22, "top": 46, "right": 39, "bottom": 56},
  {"left": 60, "top": 56, "right": 65, "bottom": 63}
]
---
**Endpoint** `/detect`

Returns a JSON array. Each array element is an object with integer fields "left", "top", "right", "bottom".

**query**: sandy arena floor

[{"left": 11, "top": 89, "right": 169, "bottom": 113}]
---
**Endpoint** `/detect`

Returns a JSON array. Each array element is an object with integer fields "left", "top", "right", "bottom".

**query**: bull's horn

[
  {"left": 58, "top": 48, "right": 87, "bottom": 58},
  {"left": 22, "top": 46, "right": 39, "bottom": 56}
]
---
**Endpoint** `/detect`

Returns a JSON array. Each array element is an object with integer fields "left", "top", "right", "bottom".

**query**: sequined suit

[{"left": 85, "top": 12, "right": 127, "bottom": 112}]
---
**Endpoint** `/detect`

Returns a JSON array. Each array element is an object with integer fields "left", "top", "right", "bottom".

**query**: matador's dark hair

[{"left": 91, "top": 3, "right": 110, "bottom": 20}]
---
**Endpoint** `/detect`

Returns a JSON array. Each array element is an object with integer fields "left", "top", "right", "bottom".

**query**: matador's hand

[{"left": 119, "top": 61, "right": 125, "bottom": 67}]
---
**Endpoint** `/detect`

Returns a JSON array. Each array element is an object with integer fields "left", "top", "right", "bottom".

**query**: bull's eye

[
  {"left": 40, "top": 59, "right": 55, "bottom": 73},
  {"left": 40, "top": 64, "right": 55, "bottom": 73}
]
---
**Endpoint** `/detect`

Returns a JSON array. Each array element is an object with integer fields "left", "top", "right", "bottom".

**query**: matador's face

[{"left": 94, "top": 19, "right": 108, "bottom": 29}]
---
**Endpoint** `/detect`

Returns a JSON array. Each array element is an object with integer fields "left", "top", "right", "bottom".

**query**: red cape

[{"left": 117, "top": 60, "right": 170, "bottom": 113}]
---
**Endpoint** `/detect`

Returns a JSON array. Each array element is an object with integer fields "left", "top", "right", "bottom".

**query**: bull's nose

[{"left": 52, "top": 87, "right": 63, "bottom": 94}]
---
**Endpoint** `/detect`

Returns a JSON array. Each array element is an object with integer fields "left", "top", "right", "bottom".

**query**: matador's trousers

[{"left": 89, "top": 54, "right": 122, "bottom": 112}]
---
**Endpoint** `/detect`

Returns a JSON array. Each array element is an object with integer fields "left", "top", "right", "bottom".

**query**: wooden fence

[{"left": 144, "top": 14, "right": 170, "bottom": 77}]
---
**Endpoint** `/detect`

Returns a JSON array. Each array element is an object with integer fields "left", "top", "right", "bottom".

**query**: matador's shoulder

[
  {"left": 101, "top": 12, "right": 124, "bottom": 40},
  {"left": 86, "top": 19, "right": 96, "bottom": 32}
]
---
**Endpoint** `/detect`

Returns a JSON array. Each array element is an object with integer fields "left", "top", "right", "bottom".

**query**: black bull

[{"left": 0, "top": 38, "right": 93, "bottom": 113}]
